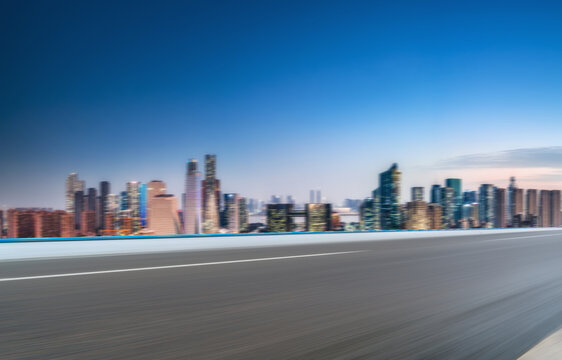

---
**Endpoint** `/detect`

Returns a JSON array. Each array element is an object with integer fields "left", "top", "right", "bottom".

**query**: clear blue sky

[{"left": 2, "top": 0, "right": 562, "bottom": 208}]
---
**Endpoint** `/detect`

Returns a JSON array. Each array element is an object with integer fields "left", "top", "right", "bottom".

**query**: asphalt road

[{"left": 3, "top": 230, "right": 562, "bottom": 359}]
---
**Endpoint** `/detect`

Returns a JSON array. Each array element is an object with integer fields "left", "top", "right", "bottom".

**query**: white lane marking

[
  {"left": 0, "top": 251, "right": 364, "bottom": 282},
  {"left": 518, "top": 327, "right": 562, "bottom": 359}
]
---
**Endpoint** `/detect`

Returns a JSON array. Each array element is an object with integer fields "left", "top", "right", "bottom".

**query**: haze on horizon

[{"left": 2, "top": 1, "right": 562, "bottom": 209}]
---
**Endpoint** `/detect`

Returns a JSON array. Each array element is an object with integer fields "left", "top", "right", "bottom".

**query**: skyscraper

[
  {"left": 430, "top": 185, "right": 441, "bottom": 204},
  {"left": 507, "top": 177, "right": 517, "bottom": 226},
  {"left": 202, "top": 154, "right": 220, "bottom": 233},
  {"left": 238, "top": 197, "right": 249, "bottom": 232},
  {"left": 74, "top": 190, "right": 84, "bottom": 229},
  {"left": 309, "top": 190, "right": 315, "bottom": 204},
  {"left": 99, "top": 181, "right": 110, "bottom": 229},
  {"left": 267, "top": 204, "right": 294, "bottom": 232},
  {"left": 65, "top": 173, "right": 84, "bottom": 213},
  {"left": 360, "top": 198, "right": 377, "bottom": 230},
  {"left": 224, "top": 193, "right": 240, "bottom": 233},
  {"left": 494, "top": 188, "right": 507, "bottom": 228},
  {"left": 316, "top": 190, "right": 322, "bottom": 203},
  {"left": 151, "top": 194, "right": 181, "bottom": 235},
  {"left": 411, "top": 187, "right": 424, "bottom": 202},
  {"left": 184, "top": 159, "right": 202, "bottom": 234},
  {"left": 550, "top": 190, "right": 561, "bottom": 227},
  {"left": 539, "top": 190, "right": 551, "bottom": 227},
  {"left": 445, "top": 178, "right": 462, "bottom": 222},
  {"left": 126, "top": 181, "right": 141, "bottom": 232},
  {"left": 427, "top": 203, "right": 443, "bottom": 229},
  {"left": 406, "top": 201, "right": 428, "bottom": 230},
  {"left": 147, "top": 180, "right": 166, "bottom": 229},
  {"left": 140, "top": 183, "right": 147, "bottom": 227},
  {"left": 440, "top": 187, "right": 454, "bottom": 228},
  {"left": 379, "top": 163, "right": 401, "bottom": 229},
  {"left": 479, "top": 184, "right": 495, "bottom": 227}
]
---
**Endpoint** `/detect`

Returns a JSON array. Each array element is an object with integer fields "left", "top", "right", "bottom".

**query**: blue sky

[{"left": 2, "top": 0, "right": 562, "bottom": 208}]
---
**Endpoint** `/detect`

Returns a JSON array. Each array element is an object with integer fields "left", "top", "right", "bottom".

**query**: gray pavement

[{"left": 2, "top": 229, "right": 562, "bottom": 359}]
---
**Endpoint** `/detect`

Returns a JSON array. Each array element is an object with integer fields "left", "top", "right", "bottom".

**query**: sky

[{"left": 2, "top": 0, "right": 562, "bottom": 209}]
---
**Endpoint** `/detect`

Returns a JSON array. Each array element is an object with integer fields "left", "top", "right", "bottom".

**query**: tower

[{"left": 184, "top": 159, "right": 202, "bottom": 234}]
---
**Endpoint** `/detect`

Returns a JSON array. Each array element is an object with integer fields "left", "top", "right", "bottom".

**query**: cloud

[{"left": 437, "top": 147, "right": 562, "bottom": 169}]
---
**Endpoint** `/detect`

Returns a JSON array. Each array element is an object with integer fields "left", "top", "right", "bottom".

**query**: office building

[
  {"left": 81, "top": 210, "right": 97, "bottom": 236},
  {"left": 126, "top": 181, "right": 141, "bottom": 232},
  {"left": 267, "top": 204, "right": 294, "bottom": 232},
  {"left": 223, "top": 193, "right": 240, "bottom": 233},
  {"left": 140, "top": 183, "right": 147, "bottom": 227},
  {"left": 526, "top": 189, "right": 538, "bottom": 225},
  {"left": 360, "top": 198, "right": 378, "bottom": 230},
  {"left": 539, "top": 190, "right": 551, "bottom": 227},
  {"left": 551, "top": 190, "right": 561, "bottom": 227},
  {"left": 427, "top": 203, "right": 443, "bottom": 229},
  {"left": 306, "top": 203, "right": 332, "bottom": 231},
  {"left": 430, "top": 185, "right": 441, "bottom": 204},
  {"left": 99, "top": 181, "right": 110, "bottom": 229},
  {"left": 74, "top": 191, "right": 84, "bottom": 229},
  {"left": 406, "top": 201, "right": 428, "bottom": 230},
  {"left": 479, "top": 184, "right": 495, "bottom": 227},
  {"left": 184, "top": 160, "right": 202, "bottom": 234},
  {"left": 146, "top": 180, "right": 166, "bottom": 228},
  {"left": 494, "top": 188, "right": 507, "bottom": 228},
  {"left": 202, "top": 154, "right": 220, "bottom": 233},
  {"left": 151, "top": 194, "right": 181, "bottom": 235},
  {"left": 445, "top": 178, "right": 462, "bottom": 222},
  {"left": 463, "top": 191, "right": 477, "bottom": 204},
  {"left": 379, "top": 163, "right": 402, "bottom": 229},
  {"left": 65, "top": 173, "right": 84, "bottom": 213},
  {"left": 440, "top": 186, "right": 454, "bottom": 228},
  {"left": 507, "top": 177, "right": 516, "bottom": 226},
  {"left": 238, "top": 197, "right": 249, "bottom": 232},
  {"left": 8, "top": 209, "right": 35, "bottom": 238},
  {"left": 411, "top": 187, "right": 424, "bottom": 202}
]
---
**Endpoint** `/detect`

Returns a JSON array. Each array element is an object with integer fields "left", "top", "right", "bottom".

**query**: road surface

[{"left": 2, "top": 229, "right": 562, "bottom": 359}]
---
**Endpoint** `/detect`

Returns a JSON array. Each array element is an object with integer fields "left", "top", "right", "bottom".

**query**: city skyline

[{"left": 2, "top": 1, "right": 562, "bottom": 208}]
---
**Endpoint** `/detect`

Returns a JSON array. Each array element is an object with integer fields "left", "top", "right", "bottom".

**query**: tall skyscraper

[
  {"left": 267, "top": 204, "right": 294, "bottom": 232},
  {"left": 445, "top": 178, "right": 462, "bottom": 222},
  {"left": 411, "top": 187, "right": 424, "bottom": 202},
  {"left": 126, "top": 181, "right": 141, "bottom": 232},
  {"left": 479, "top": 184, "right": 495, "bottom": 227},
  {"left": 440, "top": 187, "right": 454, "bottom": 228},
  {"left": 539, "top": 190, "right": 551, "bottom": 227},
  {"left": 99, "top": 181, "right": 110, "bottom": 229},
  {"left": 238, "top": 197, "right": 249, "bottom": 233},
  {"left": 140, "top": 183, "right": 147, "bottom": 227},
  {"left": 65, "top": 173, "right": 84, "bottom": 213},
  {"left": 463, "top": 191, "right": 477, "bottom": 204},
  {"left": 151, "top": 194, "right": 181, "bottom": 235},
  {"left": 507, "top": 177, "right": 517, "bottom": 226},
  {"left": 309, "top": 190, "right": 315, "bottom": 204},
  {"left": 184, "top": 160, "right": 202, "bottom": 234},
  {"left": 430, "top": 185, "right": 441, "bottom": 204},
  {"left": 202, "top": 154, "right": 220, "bottom": 233},
  {"left": 74, "top": 190, "right": 84, "bottom": 229},
  {"left": 550, "top": 190, "right": 561, "bottom": 227},
  {"left": 379, "top": 163, "right": 402, "bottom": 229},
  {"left": 224, "top": 193, "right": 240, "bottom": 233},
  {"left": 494, "top": 188, "right": 507, "bottom": 228},
  {"left": 316, "top": 190, "right": 322, "bottom": 204},
  {"left": 147, "top": 180, "right": 166, "bottom": 229},
  {"left": 87, "top": 188, "right": 97, "bottom": 212},
  {"left": 360, "top": 198, "right": 377, "bottom": 230},
  {"left": 427, "top": 203, "right": 443, "bottom": 229},
  {"left": 406, "top": 201, "right": 428, "bottom": 230}
]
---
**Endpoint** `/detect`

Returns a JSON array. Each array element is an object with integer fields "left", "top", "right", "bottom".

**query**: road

[{"left": 2, "top": 229, "right": 562, "bottom": 359}]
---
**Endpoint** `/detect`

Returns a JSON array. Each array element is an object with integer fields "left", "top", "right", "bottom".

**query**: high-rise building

[
  {"left": 223, "top": 193, "right": 240, "bottom": 233},
  {"left": 379, "top": 163, "right": 401, "bottom": 229},
  {"left": 526, "top": 189, "right": 538, "bottom": 225},
  {"left": 238, "top": 197, "right": 249, "bottom": 232},
  {"left": 140, "top": 183, "right": 147, "bottom": 228},
  {"left": 550, "top": 190, "right": 561, "bottom": 227},
  {"left": 539, "top": 190, "right": 551, "bottom": 227},
  {"left": 267, "top": 204, "right": 294, "bottom": 232},
  {"left": 99, "top": 181, "right": 110, "bottom": 229},
  {"left": 479, "top": 184, "right": 495, "bottom": 227},
  {"left": 87, "top": 188, "right": 97, "bottom": 213},
  {"left": 445, "top": 178, "right": 462, "bottom": 222},
  {"left": 309, "top": 190, "right": 315, "bottom": 204},
  {"left": 406, "top": 201, "right": 428, "bottom": 230},
  {"left": 463, "top": 191, "right": 477, "bottom": 204},
  {"left": 360, "top": 198, "right": 374, "bottom": 230},
  {"left": 316, "top": 190, "right": 322, "bottom": 204},
  {"left": 507, "top": 177, "right": 516, "bottom": 226},
  {"left": 494, "top": 188, "right": 507, "bottom": 228},
  {"left": 74, "top": 190, "right": 84, "bottom": 229},
  {"left": 65, "top": 173, "right": 85, "bottom": 213},
  {"left": 430, "top": 185, "right": 441, "bottom": 204},
  {"left": 150, "top": 194, "right": 181, "bottom": 235},
  {"left": 427, "top": 203, "right": 443, "bottom": 229},
  {"left": 202, "top": 154, "right": 220, "bottom": 233},
  {"left": 146, "top": 180, "right": 166, "bottom": 229},
  {"left": 270, "top": 195, "right": 282, "bottom": 204},
  {"left": 286, "top": 195, "right": 295, "bottom": 205},
  {"left": 183, "top": 160, "right": 202, "bottom": 234},
  {"left": 0, "top": 210, "right": 3, "bottom": 236},
  {"left": 411, "top": 187, "right": 424, "bottom": 202},
  {"left": 127, "top": 181, "right": 141, "bottom": 232},
  {"left": 306, "top": 203, "right": 332, "bottom": 231},
  {"left": 440, "top": 187, "right": 454, "bottom": 228}
]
